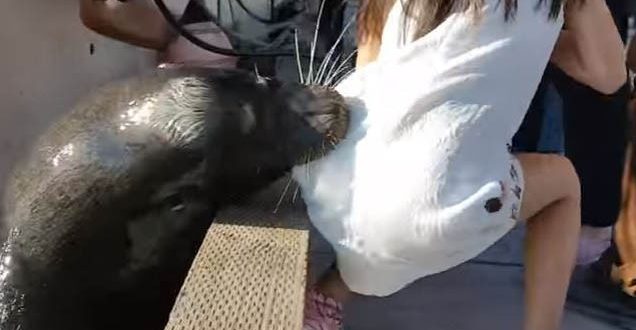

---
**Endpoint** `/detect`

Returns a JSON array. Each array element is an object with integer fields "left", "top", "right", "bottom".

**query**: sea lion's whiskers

[
  {"left": 322, "top": 141, "right": 330, "bottom": 156},
  {"left": 273, "top": 175, "right": 294, "bottom": 214},
  {"left": 325, "top": 52, "right": 355, "bottom": 86},
  {"left": 327, "top": 65, "right": 355, "bottom": 88},
  {"left": 315, "top": 17, "right": 356, "bottom": 85},
  {"left": 306, "top": 0, "right": 328, "bottom": 85},
  {"left": 318, "top": 54, "right": 341, "bottom": 86},
  {"left": 315, "top": 51, "right": 334, "bottom": 85},
  {"left": 325, "top": 50, "right": 357, "bottom": 86},
  {"left": 315, "top": 42, "right": 341, "bottom": 85},
  {"left": 305, "top": 152, "right": 312, "bottom": 168},
  {"left": 292, "top": 183, "right": 301, "bottom": 204},
  {"left": 333, "top": 67, "right": 357, "bottom": 86},
  {"left": 304, "top": 152, "right": 313, "bottom": 182},
  {"left": 294, "top": 29, "right": 305, "bottom": 84}
]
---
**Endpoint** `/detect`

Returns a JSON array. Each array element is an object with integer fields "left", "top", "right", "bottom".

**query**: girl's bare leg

[
  {"left": 314, "top": 267, "right": 354, "bottom": 303},
  {"left": 517, "top": 153, "right": 581, "bottom": 330}
]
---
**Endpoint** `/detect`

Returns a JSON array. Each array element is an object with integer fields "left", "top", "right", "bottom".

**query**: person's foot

[
  {"left": 576, "top": 225, "right": 613, "bottom": 265},
  {"left": 303, "top": 287, "right": 344, "bottom": 330}
]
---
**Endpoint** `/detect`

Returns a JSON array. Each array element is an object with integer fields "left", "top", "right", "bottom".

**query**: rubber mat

[{"left": 164, "top": 177, "right": 310, "bottom": 330}]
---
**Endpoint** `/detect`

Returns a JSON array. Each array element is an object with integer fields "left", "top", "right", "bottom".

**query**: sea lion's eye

[{"left": 164, "top": 194, "right": 185, "bottom": 212}]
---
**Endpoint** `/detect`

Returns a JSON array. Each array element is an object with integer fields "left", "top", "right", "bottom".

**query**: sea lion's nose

[{"left": 307, "top": 86, "right": 349, "bottom": 140}]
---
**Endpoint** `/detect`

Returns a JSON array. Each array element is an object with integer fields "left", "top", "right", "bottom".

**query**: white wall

[{"left": 0, "top": 0, "right": 157, "bottom": 190}]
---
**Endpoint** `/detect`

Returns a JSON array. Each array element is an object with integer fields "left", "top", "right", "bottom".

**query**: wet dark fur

[{"left": 0, "top": 68, "right": 348, "bottom": 330}]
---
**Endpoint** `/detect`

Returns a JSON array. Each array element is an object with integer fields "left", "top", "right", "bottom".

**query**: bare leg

[
  {"left": 314, "top": 266, "right": 354, "bottom": 303},
  {"left": 517, "top": 153, "right": 581, "bottom": 330}
]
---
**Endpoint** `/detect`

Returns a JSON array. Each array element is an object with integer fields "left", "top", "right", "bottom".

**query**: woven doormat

[{"left": 164, "top": 177, "right": 310, "bottom": 330}]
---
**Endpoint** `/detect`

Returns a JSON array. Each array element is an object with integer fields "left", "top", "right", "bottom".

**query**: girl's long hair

[{"left": 357, "top": 0, "right": 569, "bottom": 43}]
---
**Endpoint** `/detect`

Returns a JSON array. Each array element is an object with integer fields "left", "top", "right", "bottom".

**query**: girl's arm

[
  {"left": 79, "top": 0, "right": 174, "bottom": 50},
  {"left": 550, "top": 0, "right": 626, "bottom": 94}
]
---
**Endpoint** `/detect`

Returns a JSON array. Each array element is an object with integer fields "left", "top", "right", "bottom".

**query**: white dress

[{"left": 293, "top": 0, "right": 564, "bottom": 296}]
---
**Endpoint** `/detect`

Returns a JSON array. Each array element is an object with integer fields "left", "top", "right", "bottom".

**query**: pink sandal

[{"left": 303, "top": 287, "right": 344, "bottom": 330}]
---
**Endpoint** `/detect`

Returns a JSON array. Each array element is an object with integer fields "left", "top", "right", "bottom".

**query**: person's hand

[{"left": 79, "top": 0, "right": 173, "bottom": 50}]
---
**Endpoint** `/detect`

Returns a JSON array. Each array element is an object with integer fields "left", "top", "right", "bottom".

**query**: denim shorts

[{"left": 512, "top": 81, "right": 564, "bottom": 154}]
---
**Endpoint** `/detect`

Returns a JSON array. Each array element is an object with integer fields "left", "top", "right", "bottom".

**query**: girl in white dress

[{"left": 300, "top": 0, "right": 626, "bottom": 329}]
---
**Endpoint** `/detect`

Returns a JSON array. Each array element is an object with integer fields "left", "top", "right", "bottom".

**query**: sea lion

[{"left": 0, "top": 68, "right": 348, "bottom": 330}]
